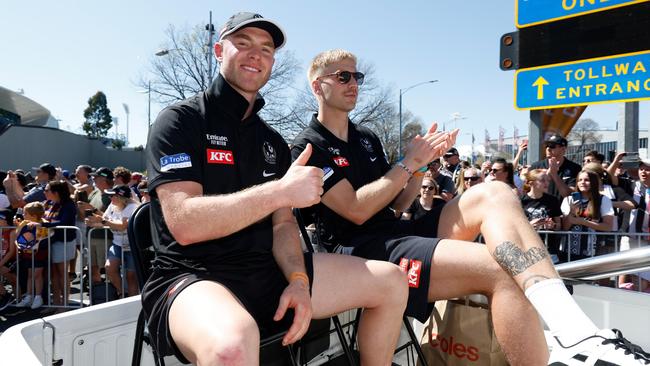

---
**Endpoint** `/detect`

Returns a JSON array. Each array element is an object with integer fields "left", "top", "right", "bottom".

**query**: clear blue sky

[{"left": 2, "top": 0, "right": 643, "bottom": 152}]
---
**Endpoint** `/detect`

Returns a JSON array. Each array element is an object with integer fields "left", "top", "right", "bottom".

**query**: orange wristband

[{"left": 289, "top": 272, "right": 309, "bottom": 287}]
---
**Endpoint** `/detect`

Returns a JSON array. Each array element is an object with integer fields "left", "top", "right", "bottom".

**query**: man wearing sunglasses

[
  {"left": 142, "top": 15, "right": 408, "bottom": 366},
  {"left": 530, "top": 134, "right": 581, "bottom": 200},
  {"left": 292, "top": 49, "right": 649, "bottom": 365}
]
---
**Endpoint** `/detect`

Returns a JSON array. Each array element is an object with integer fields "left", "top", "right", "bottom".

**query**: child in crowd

[
  {"left": 0, "top": 209, "right": 17, "bottom": 309},
  {"left": 15, "top": 202, "right": 49, "bottom": 309}
]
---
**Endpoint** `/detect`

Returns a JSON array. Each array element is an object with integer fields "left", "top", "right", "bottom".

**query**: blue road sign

[
  {"left": 515, "top": 51, "right": 650, "bottom": 110},
  {"left": 516, "top": 0, "right": 649, "bottom": 28}
]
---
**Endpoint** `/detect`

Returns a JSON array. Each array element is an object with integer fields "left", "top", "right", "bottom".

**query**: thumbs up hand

[{"left": 280, "top": 144, "right": 324, "bottom": 208}]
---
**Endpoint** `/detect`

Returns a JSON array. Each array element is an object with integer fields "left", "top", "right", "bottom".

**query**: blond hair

[
  {"left": 24, "top": 202, "right": 45, "bottom": 221},
  {"left": 307, "top": 49, "right": 357, "bottom": 82}
]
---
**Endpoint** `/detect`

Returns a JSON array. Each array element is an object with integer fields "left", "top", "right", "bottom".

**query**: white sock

[{"left": 525, "top": 278, "right": 599, "bottom": 345}]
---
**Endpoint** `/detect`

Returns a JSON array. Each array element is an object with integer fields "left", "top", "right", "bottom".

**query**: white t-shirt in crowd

[
  {"left": 0, "top": 193, "right": 10, "bottom": 209},
  {"left": 103, "top": 201, "right": 138, "bottom": 249},
  {"left": 561, "top": 194, "right": 615, "bottom": 230}
]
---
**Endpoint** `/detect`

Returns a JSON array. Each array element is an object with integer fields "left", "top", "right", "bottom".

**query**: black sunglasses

[
  {"left": 464, "top": 176, "right": 481, "bottom": 181},
  {"left": 546, "top": 143, "right": 562, "bottom": 149},
  {"left": 421, "top": 185, "right": 436, "bottom": 191},
  {"left": 318, "top": 71, "right": 365, "bottom": 85},
  {"left": 490, "top": 168, "right": 502, "bottom": 174}
]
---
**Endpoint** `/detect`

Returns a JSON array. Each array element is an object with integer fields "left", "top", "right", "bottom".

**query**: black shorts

[
  {"left": 341, "top": 205, "right": 443, "bottom": 322},
  {"left": 141, "top": 253, "right": 314, "bottom": 364}
]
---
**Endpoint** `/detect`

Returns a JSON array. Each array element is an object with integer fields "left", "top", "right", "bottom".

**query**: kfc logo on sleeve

[
  {"left": 398, "top": 258, "right": 422, "bottom": 288},
  {"left": 332, "top": 156, "right": 349, "bottom": 167},
  {"left": 207, "top": 149, "right": 235, "bottom": 165}
]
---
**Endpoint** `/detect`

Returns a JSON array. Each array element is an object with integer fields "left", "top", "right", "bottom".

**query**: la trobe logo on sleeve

[{"left": 160, "top": 153, "right": 192, "bottom": 172}]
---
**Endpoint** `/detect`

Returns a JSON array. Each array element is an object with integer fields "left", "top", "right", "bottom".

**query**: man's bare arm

[
  {"left": 158, "top": 144, "right": 323, "bottom": 245},
  {"left": 322, "top": 126, "right": 457, "bottom": 225},
  {"left": 390, "top": 173, "right": 424, "bottom": 213},
  {"left": 271, "top": 207, "right": 307, "bottom": 281}
]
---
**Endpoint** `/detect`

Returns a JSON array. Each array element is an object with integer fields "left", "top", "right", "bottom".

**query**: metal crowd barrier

[
  {"left": 536, "top": 230, "right": 650, "bottom": 291},
  {"left": 1, "top": 224, "right": 137, "bottom": 311},
  {"left": 86, "top": 227, "right": 135, "bottom": 303}
]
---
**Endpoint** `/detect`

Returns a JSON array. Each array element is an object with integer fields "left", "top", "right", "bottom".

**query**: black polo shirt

[
  {"left": 530, "top": 157, "right": 581, "bottom": 199},
  {"left": 146, "top": 74, "right": 290, "bottom": 272},
  {"left": 291, "top": 115, "right": 397, "bottom": 247}
]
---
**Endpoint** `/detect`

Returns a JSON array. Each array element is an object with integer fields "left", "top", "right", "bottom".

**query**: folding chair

[
  {"left": 128, "top": 202, "right": 355, "bottom": 366},
  {"left": 127, "top": 202, "right": 165, "bottom": 366},
  {"left": 293, "top": 208, "right": 429, "bottom": 366}
]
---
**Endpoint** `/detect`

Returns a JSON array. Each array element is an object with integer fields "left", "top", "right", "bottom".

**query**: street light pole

[
  {"left": 398, "top": 80, "right": 438, "bottom": 158},
  {"left": 147, "top": 80, "right": 151, "bottom": 138},
  {"left": 122, "top": 103, "right": 130, "bottom": 146}
]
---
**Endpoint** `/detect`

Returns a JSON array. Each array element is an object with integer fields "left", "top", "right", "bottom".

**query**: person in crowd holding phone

[
  {"left": 607, "top": 151, "right": 640, "bottom": 194},
  {"left": 86, "top": 185, "right": 139, "bottom": 297},
  {"left": 561, "top": 169, "right": 615, "bottom": 261},
  {"left": 530, "top": 134, "right": 581, "bottom": 200},
  {"left": 77, "top": 167, "right": 114, "bottom": 286},
  {"left": 2, "top": 163, "right": 57, "bottom": 208}
]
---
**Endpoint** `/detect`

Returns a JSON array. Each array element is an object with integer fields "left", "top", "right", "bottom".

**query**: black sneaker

[{"left": 548, "top": 329, "right": 650, "bottom": 365}]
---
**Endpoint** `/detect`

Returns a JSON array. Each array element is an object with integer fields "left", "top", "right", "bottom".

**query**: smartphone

[
  {"left": 77, "top": 190, "right": 89, "bottom": 203},
  {"left": 570, "top": 192, "right": 581, "bottom": 202},
  {"left": 84, "top": 209, "right": 94, "bottom": 218}
]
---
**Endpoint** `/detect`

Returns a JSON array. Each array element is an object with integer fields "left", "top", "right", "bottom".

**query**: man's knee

[
  {"left": 376, "top": 262, "right": 409, "bottom": 307},
  {"left": 193, "top": 320, "right": 260, "bottom": 366},
  {"left": 471, "top": 181, "right": 518, "bottom": 206}
]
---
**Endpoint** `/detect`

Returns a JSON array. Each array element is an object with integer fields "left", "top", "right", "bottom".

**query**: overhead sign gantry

[{"left": 502, "top": 1, "right": 650, "bottom": 110}]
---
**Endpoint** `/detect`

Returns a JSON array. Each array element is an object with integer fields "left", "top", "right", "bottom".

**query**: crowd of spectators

[
  {"left": 399, "top": 133, "right": 650, "bottom": 292},
  {"left": 0, "top": 163, "right": 148, "bottom": 309}
]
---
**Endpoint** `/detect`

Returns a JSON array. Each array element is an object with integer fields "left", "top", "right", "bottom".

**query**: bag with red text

[{"left": 418, "top": 299, "right": 508, "bottom": 366}]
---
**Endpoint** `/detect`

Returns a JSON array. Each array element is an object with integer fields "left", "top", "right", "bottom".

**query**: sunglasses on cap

[
  {"left": 421, "top": 185, "right": 436, "bottom": 191},
  {"left": 464, "top": 176, "right": 481, "bottom": 181},
  {"left": 317, "top": 71, "right": 365, "bottom": 85},
  {"left": 546, "top": 143, "right": 562, "bottom": 149}
]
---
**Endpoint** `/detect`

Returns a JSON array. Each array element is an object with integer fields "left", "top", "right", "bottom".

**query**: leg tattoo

[{"left": 493, "top": 241, "right": 548, "bottom": 277}]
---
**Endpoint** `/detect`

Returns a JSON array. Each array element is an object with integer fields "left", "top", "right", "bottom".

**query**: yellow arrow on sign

[{"left": 532, "top": 76, "right": 549, "bottom": 100}]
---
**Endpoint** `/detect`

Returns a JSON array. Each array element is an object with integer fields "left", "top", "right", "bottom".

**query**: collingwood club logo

[
  {"left": 328, "top": 147, "right": 341, "bottom": 156},
  {"left": 263, "top": 142, "right": 276, "bottom": 164},
  {"left": 360, "top": 138, "right": 373, "bottom": 153}
]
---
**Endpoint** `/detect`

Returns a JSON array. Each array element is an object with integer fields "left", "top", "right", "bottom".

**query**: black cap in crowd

[
  {"left": 544, "top": 134, "right": 568, "bottom": 147},
  {"left": 35, "top": 163, "right": 57, "bottom": 178},
  {"left": 219, "top": 12, "right": 286, "bottom": 49},
  {"left": 444, "top": 147, "right": 459, "bottom": 157},
  {"left": 90, "top": 167, "right": 114, "bottom": 180},
  {"left": 105, "top": 184, "right": 132, "bottom": 199},
  {"left": 0, "top": 208, "right": 14, "bottom": 224}
]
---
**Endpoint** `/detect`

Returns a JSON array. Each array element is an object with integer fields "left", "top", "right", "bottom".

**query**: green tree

[{"left": 83, "top": 91, "right": 113, "bottom": 138}]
